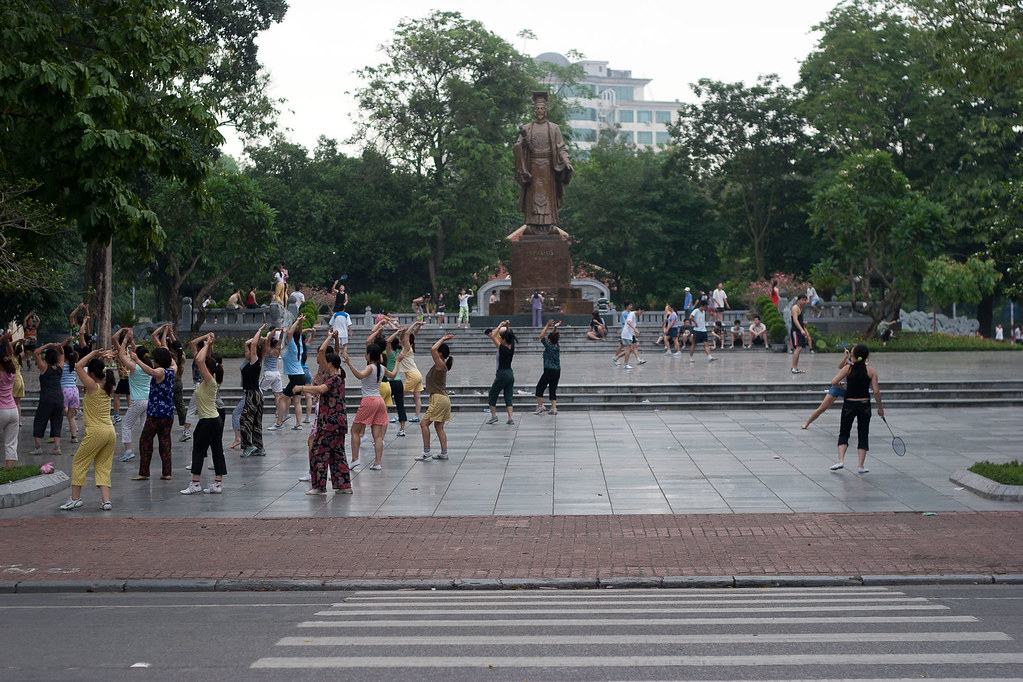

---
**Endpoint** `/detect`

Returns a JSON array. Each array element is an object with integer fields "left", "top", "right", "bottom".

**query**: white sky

[{"left": 222, "top": 0, "right": 835, "bottom": 158}]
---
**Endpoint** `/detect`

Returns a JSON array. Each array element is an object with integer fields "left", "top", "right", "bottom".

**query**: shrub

[
  {"left": 299, "top": 301, "right": 319, "bottom": 328},
  {"left": 0, "top": 464, "right": 48, "bottom": 485},
  {"left": 768, "top": 321, "right": 787, "bottom": 343},
  {"left": 350, "top": 291, "right": 400, "bottom": 315},
  {"left": 747, "top": 272, "right": 811, "bottom": 302},
  {"left": 814, "top": 330, "right": 1021, "bottom": 352}
]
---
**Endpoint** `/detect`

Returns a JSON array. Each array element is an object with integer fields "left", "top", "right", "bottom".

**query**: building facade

[{"left": 537, "top": 53, "right": 679, "bottom": 152}]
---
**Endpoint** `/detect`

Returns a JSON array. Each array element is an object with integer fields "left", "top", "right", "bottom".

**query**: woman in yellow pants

[{"left": 60, "top": 348, "right": 117, "bottom": 511}]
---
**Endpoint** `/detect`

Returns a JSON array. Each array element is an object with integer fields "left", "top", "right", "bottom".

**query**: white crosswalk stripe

[{"left": 251, "top": 587, "right": 1023, "bottom": 680}]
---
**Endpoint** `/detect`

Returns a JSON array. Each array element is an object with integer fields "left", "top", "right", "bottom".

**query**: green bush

[
  {"left": 349, "top": 291, "right": 400, "bottom": 315},
  {"left": 768, "top": 322, "right": 787, "bottom": 343},
  {"left": 299, "top": 301, "right": 319, "bottom": 328},
  {"left": 815, "top": 330, "right": 1021, "bottom": 352},
  {"left": 969, "top": 460, "right": 1023, "bottom": 486}
]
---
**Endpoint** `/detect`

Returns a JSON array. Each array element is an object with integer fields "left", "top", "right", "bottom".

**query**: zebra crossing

[{"left": 251, "top": 586, "right": 1023, "bottom": 680}]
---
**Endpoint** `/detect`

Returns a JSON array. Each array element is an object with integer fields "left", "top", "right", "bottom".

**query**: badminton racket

[{"left": 881, "top": 416, "right": 906, "bottom": 456}]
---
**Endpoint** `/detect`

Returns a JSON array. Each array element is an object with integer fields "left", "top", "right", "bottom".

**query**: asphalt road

[{"left": 4, "top": 585, "right": 1023, "bottom": 681}]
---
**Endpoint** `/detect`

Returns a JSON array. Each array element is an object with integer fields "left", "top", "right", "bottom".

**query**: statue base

[{"left": 489, "top": 231, "right": 594, "bottom": 318}]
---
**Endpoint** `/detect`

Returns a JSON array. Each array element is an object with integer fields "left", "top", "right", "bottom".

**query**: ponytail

[
  {"left": 849, "top": 343, "right": 870, "bottom": 382},
  {"left": 87, "top": 358, "right": 116, "bottom": 396}
]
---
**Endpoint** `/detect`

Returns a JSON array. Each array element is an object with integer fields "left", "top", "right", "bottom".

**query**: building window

[
  {"left": 618, "top": 130, "right": 634, "bottom": 144},
  {"left": 655, "top": 110, "right": 672, "bottom": 124},
  {"left": 655, "top": 131, "right": 672, "bottom": 145},
  {"left": 571, "top": 127, "right": 597, "bottom": 142},
  {"left": 566, "top": 83, "right": 596, "bottom": 98},
  {"left": 637, "top": 131, "right": 653, "bottom": 145},
  {"left": 601, "top": 86, "right": 635, "bottom": 102},
  {"left": 618, "top": 109, "right": 634, "bottom": 123},
  {"left": 637, "top": 110, "right": 653, "bottom": 123},
  {"left": 569, "top": 107, "right": 597, "bottom": 121}
]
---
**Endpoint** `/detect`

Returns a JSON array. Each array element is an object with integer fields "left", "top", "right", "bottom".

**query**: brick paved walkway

[{"left": 3, "top": 512, "right": 1021, "bottom": 582}]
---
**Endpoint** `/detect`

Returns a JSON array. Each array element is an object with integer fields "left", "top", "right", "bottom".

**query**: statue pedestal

[{"left": 490, "top": 232, "right": 593, "bottom": 317}]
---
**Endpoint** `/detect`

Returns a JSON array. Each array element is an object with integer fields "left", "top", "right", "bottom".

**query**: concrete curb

[
  {"left": 3, "top": 574, "right": 1015, "bottom": 593},
  {"left": 0, "top": 471, "right": 70, "bottom": 509},
  {"left": 950, "top": 469, "right": 1023, "bottom": 502}
]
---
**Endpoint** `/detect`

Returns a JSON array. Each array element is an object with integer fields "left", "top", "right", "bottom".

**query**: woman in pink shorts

[{"left": 343, "top": 342, "right": 403, "bottom": 471}]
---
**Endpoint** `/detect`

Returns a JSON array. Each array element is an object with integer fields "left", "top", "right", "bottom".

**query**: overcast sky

[{"left": 223, "top": 0, "right": 837, "bottom": 157}]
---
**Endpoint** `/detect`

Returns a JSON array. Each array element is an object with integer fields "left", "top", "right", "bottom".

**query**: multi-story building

[{"left": 536, "top": 52, "right": 679, "bottom": 152}]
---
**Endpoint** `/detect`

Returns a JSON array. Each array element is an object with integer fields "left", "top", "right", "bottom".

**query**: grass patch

[
  {"left": 969, "top": 460, "right": 1023, "bottom": 487},
  {"left": 816, "top": 331, "right": 1021, "bottom": 353},
  {"left": 0, "top": 464, "right": 48, "bottom": 485}
]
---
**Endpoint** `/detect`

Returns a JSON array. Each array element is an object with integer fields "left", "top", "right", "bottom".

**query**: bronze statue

[{"left": 514, "top": 91, "right": 573, "bottom": 233}]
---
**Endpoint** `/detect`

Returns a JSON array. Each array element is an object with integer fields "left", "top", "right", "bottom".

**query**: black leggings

[
  {"left": 535, "top": 368, "right": 561, "bottom": 401},
  {"left": 387, "top": 379, "right": 406, "bottom": 423},
  {"left": 838, "top": 400, "right": 871, "bottom": 451},
  {"left": 33, "top": 399, "right": 63, "bottom": 438},
  {"left": 488, "top": 369, "right": 515, "bottom": 407},
  {"left": 190, "top": 416, "right": 226, "bottom": 476}
]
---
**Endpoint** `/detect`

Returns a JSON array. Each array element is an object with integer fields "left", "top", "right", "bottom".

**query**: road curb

[
  {"left": 0, "top": 471, "right": 70, "bottom": 509},
  {"left": 3, "top": 574, "right": 1014, "bottom": 593},
  {"left": 950, "top": 469, "right": 1023, "bottom": 502}
]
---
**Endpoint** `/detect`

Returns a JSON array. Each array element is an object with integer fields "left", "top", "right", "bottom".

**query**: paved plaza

[{"left": 6, "top": 351, "right": 1022, "bottom": 519}]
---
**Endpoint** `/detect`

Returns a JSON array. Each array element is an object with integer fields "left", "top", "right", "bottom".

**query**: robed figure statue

[{"left": 514, "top": 91, "right": 573, "bottom": 233}]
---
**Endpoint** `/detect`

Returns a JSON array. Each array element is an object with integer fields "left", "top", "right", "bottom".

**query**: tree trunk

[
  {"left": 84, "top": 240, "right": 112, "bottom": 348},
  {"left": 977, "top": 294, "right": 994, "bottom": 338}
]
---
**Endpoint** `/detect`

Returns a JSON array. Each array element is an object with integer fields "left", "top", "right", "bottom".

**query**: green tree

[
  {"left": 667, "top": 76, "right": 810, "bottom": 280},
  {"left": 145, "top": 167, "right": 277, "bottom": 329},
  {"left": 244, "top": 136, "right": 420, "bottom": 299},
  {"left": 562, "top": 138, "right": 718, "bottom": 301},
  {"left": 809, "top": 151, "right": 947, "bottom": 331},
  {"left": 921, "top": 256, "right": 1001, "bottom": 331},
  {"left": 351, "top": 11, "right": 535, "bottom": 294},
  {"left": 0, "top": 0, "right": 226, "bottom": 343}
]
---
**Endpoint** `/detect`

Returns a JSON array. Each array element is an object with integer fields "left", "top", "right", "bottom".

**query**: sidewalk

[{"left": 2, "top": 512, "right": 1021, "bottom": 584}]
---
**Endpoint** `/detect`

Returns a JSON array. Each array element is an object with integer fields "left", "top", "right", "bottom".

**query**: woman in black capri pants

[{"left": 829, "top": 343, "right": 884, "bottom": 475}]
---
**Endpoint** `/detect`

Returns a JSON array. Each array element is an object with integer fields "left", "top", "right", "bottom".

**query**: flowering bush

[
  {"left": 745, "top": 273, "right": 812, "bottom": 304},
  {"left": 298, "top": 286, "right": 335, "bottom": 311}
]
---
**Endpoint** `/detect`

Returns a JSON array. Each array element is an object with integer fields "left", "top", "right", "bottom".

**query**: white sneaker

[
  {"left": 857, "top": 467, "right": 870, "bottom": 474},
  {"left": 119, "top": 451, "right": 135, "bottom": 462},
  {"left": 708, "top": 355, "right": 717, "bottom": 362},
  {"left": 59, "top": 497, "right": 83, "bottom": 510},
  {"left": 636, "top": 359, "right": 647, "bottom": 365},
  {"left": 623, "top": 364, "right": 634, "bottom": 370},
  {"left": 350, "top": 459, "right": 362, "bottom": 468},
  {"left": 432, "top": 452, "right": 448, "bottom": 460},
  {"left": 100, "top": 501, "right": 112, "bottom": 511},
  {"left": 689, "top": 357, "right": 695, "bottom": 363},
  {"left": 673, "top": 352, "right": 681, "bottom": 357},
  {"left": 533, "top": 406, "right": 546, "bottom": 415},
  {"left": 409, "top": 417, "right": 421, "bottom": 423},
  {"left": 203, "top": 482, "right": 223, "bottom": 494},
  {"left": 415, "top": 452, "right": 431, "bottom": 461},
  {"left": 180, "top": 481, "right": 203, "bottom": 495},
  {"left": 389, "top": 416, "right": 398, "bottom": 423},
  {"left": 368, "top": 464, "right": 382, "bottom": 470},
  {"left": 830, "top": 463, "right": 844, "bottom": 471},
  {"left": 179, "top": 429, "right": 191, "bottom": 442},
  {"left": 268, "top": 423, "right": 284, "bottom": 431},
  {"left": 298, "top": 472, "right": 312, "bottom": 481},
  {"left": 397, "top": 430, "right": 405, "bottom": 437}
]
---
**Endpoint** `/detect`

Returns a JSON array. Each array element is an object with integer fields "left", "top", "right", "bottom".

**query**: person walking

[
  {"left": 114, "top": 330, "right": 150, "bottom": 463},
  {"left": 59, "top": 348, "right": 117, "bottom": 510},
  {"left": 663, "top": 303, "right": 680, "bottom": 356},
  {"left": 180, "top": 334, "right": 227, "bottom": 495},
  {"left": 486, "top": 320, "right": 517, "bottom": 425},
  {"left": 416, "top": 334, "right": 455, "bottom": 461},
  {"left": 687, "top": 300, "right": 717, "bottom": 363},
  {"left": 294, "top": 330, "right": 351, "bottom": 494},
  {"left": 829, "top": 344, "right": 884, "bottom": 474},
  {"left": 790, "top": 293, "right": 812, "bottom": 373},
  {"left": 534, "top": 320, "right": 562, "bottom": 415},
  {"left": 344, "top": 342, "right": 402, "bottom": 471},
  {"left": 31, "top": 343, "right": 65, "bottom": 455}
]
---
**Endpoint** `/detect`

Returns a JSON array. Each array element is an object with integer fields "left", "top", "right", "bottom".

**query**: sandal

[
  {"left": 160, "top": 475, "right": 173, "bottom": 480},
  {"left": 131, "top": 475, "right": 149, "bottom": 480}
]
